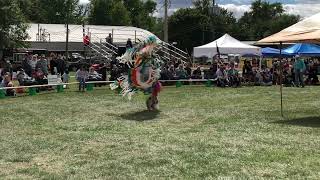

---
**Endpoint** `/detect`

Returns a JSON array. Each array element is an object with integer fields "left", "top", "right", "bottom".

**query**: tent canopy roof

[
  {"left": 193, "top": 34, "right": 261, "bottom": 57},
  {"left": 262, "top": 47, "right": 292, "bottom": 57},
  {"left": 283, "top": 43, "right": 320, "bottom": 56},
  {"left": 258, "top": 12, "right": 320, "bottom": 43},
  {"left": 26, "top": 23, "right": 159, "bottom": 43}
]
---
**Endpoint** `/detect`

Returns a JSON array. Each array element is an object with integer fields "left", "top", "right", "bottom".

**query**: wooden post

[{"left": 279, "top": 42, "right": 283, "bottom": 117}]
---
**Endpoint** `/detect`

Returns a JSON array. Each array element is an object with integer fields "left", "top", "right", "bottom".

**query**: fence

[{"left": 0, "top": 79, "right": 217, "bottom": 99}]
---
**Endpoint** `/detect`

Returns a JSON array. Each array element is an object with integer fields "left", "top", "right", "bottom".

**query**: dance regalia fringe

[{"left": 110, "top": 36, "right": 163, "bottom": 110}]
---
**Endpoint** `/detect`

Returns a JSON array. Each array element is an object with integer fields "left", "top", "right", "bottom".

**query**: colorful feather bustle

[{"left": 110, "top": 36, "right": 163, "bottom": 109}]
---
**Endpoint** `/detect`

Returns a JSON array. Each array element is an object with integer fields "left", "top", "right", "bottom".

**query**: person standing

[
  {"left": 56, "top": 54, "right": 65, "bottom": 75},
  {"left": 106, "top": 33, "right": 113, "bottom": 45},
  {"left": 29, "top": 55, "right": 38, "bottom": 72},
  {"left": 294, "top": 55, "right": 306, "bottom": 87},
  {"left": 126, "top": 38, "right": 133, "bottom": 49},
  {"left": 36, "top": 54, "right": 48, "bottom": 75},
  {"left": 75, "top": 66, "right": 88, "bottom": 92},
  {"left": 22, "top": 54, "right": 32, "bottom": 77},
  {"left": 99, "top": 63, "right": 107, "bottom": 82},
  {"left": 50, "top": 54, "right": 57, "bottom": 75}
]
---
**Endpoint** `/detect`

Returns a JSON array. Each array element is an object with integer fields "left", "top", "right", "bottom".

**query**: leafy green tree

[
  {"left": 237, "top": 0, "right": 299, "bottom": 40},
  {"left": 168, "top": 0, "right": 236, "bottom": 52},
  {"left": 123, "top": 0, "right": 157, "bottom": 30},
  {"left": 0, "top": 0, "right": 29, "bottom": 49},
  {"left": 19, "top": 0, "right": 83, "bottom": 24},
  {"left": 89, "top": 0, "right": 113, "bottom": 25},
  {"left": 111, "top": 1, "right": 131, "bottom": 26}
]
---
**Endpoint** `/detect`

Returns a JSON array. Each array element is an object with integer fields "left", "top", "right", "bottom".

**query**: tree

[
  {"left": 123, "top": 0, "right": 157, "bottom": 30},
  {"left": 237, "top": 0, "right": 299, "bottom": 40},
  {"left": 0, "top": 0, "right": 29, "bottom": 49},
  {"left": 168, "top": 0, "right": 236, "bottom": 52},
  {"left": 89, "top": 0, "right": 113, "bottom": 25},
  {"left": 18, "top": 0, "right": 82, "bottom": 24},
  {"left": 111, "top": 1, "right": 131, "bottom": 26}
]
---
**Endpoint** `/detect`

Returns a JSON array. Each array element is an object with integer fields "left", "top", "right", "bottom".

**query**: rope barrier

[{"left": 0, "top": 79, "right": 216, "bottom": 90}]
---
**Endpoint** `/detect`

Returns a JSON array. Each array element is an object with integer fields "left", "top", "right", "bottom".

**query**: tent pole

[{"left": 279, "top": 42, "right": 283, "bottom": 117}]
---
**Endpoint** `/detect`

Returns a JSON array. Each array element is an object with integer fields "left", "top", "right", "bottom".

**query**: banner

[{"left": 47, "top": 75, "right": 62, "bottom": 85}]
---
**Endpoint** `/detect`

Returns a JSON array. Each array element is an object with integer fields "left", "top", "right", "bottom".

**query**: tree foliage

[
  {"left": 168, "top": 0, "right": 300, "bottom": 51},
  {"left": 169, "top": 0, "right": 237, "bottom": 52},
  {"left": 0, "top": 0, "right": 29, "bottom": 49},
  {"left": 88, "top": 0, "right": 157, "bottom": 30},
  {"left": 17, "top": 0, "right": 86, "bottom": 24},
  {"left": 0, "top": 0, "right": 302, "bottom": 51},
  {"left": 237, "top": 0, "right": 300, "bottom": 40}
]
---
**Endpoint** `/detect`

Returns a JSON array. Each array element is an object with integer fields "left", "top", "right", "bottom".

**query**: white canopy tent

[
  {"left": 258, "top": 12, "right": 320, "bottom": 43},
  {"left": 193, "top": 34, "right": 261, "bottom": 58}
]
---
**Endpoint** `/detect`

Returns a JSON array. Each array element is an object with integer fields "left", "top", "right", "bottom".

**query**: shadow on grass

[
  {"left": 120, "top": 110, "right": 160, "bottom": 121},
  {"left": 273, "top": 116, "right": 320, "bottom": 128}
]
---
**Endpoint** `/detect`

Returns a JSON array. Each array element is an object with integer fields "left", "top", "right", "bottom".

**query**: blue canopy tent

[
  {"left": 282, "top": 43, "right": 320, "bottom": 56},
  {"left": 262, "top": 47, "right": 292, "bottom": 57}
]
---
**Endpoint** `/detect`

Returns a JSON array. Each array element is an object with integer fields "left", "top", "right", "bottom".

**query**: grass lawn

[{"left": 0, "top": 85, "right": 319, "bottom": 179}]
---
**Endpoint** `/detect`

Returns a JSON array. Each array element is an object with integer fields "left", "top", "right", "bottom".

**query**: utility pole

[
  {"left": 211, "top": 0, "right": 217, "bottom": 41},
  {"left": 164, "top": 0, "right": 168, "bottom": 43},
  {"left": 83, "top": 20, "right": 86, "bottom": 59},
  {"left": 65, "top": 0, "right": 70, "bottom": 61}
]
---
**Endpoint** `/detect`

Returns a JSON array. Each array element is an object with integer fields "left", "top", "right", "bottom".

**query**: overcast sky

[{"left": 79, "top": 0, "right": 320, "bottom": 18}]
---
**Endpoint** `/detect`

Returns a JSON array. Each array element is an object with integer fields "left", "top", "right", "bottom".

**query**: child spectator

[
  {"left": 62, "top": 70, "right": 70, "bottom": 88},
  {"left": 75, "top": 66, "right": 88, "bottom": 92}
]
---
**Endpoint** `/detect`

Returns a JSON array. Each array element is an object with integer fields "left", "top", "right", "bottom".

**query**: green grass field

[{"left": 0, "top": 85, "right": 319, "bottom": 179}]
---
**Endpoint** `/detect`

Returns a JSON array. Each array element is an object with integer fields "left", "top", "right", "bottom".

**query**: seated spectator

[
  {"left": 110, "top": 65, "right": 119, "bottom": 81},
  {"left": 306, "top": 67, "right": 319, "bottom": 85},
  {"left": 160, "top": 66, "right": 170, "bottom": 80},
  {"left": 1, "top": 74, "right": 15, "bottom": 96},
  {"left": 17, "top": 69, "right": 28, "bottom": 86},
  {"left": 34, "top": 68, "right": 45, "bottom": 81},
  {"left": 192, "top": 66, "right": 202, "bottom": 79},
  {"left": 208, "top": 63, "right": 217, "bottom": 79},
  {"left": 33, "top": 68, "right": 48, "bottom": 86},
  {"left": 254, "top": 70, "right": 263, "bottom": 86},
  {"left": 283, "top": 67, "right": 294, "bottom": 86},
  {"left": 88, "top": 67, "right": 102, "bottom": 87},
  {"left": 168, "top": 65, "right": 176, "bottom": 79},
  {"left": 184, "top": 63, "right": 192, "bottom": 78},
  {"left": 216, "top": 64, "right": 228, "bottom": 87},
  {"left": 262, "top": 71, "right": 273, "bottom": 86},
  {"left": 89, "top": 67, "right": 99, "bottom": 76},
  {"left": 227, "top": 63, "right": 240, "bottom": 87},
  {"left": 175, "top": 64, "right": 187, "bottom": 79},
  {"left": 242, "top": 60, "right": 253, "bottom": 82}
]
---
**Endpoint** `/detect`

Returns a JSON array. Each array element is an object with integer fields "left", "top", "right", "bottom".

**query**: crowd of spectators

[
  {"left": 1, "top": 52, "right": 320, "bottom": 96},
  {"left": 159, "top": 57, "right": 320, "bottom": 88}
]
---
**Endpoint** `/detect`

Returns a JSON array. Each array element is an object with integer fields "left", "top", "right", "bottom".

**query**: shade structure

[
  {"left": 258, "top": 12, "right": 320, "bottom": 43},
  {"left": 193, "top": 34, "right": 261, "bottom": 58},
  {"left": 262, "top": 47, "right": 292, "bottom": 57},
  {"left": 282, "top": 43, "right": 320, "bottom": 56}
]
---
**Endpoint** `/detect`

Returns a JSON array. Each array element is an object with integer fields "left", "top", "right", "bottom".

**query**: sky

[{"left": 79, "top": 0, "right": 320, "bottom": 19}]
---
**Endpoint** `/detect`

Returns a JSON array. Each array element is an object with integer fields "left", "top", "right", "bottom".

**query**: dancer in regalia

[{"left": 110, "top": 36, "right": 163, "bottom": 111}]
